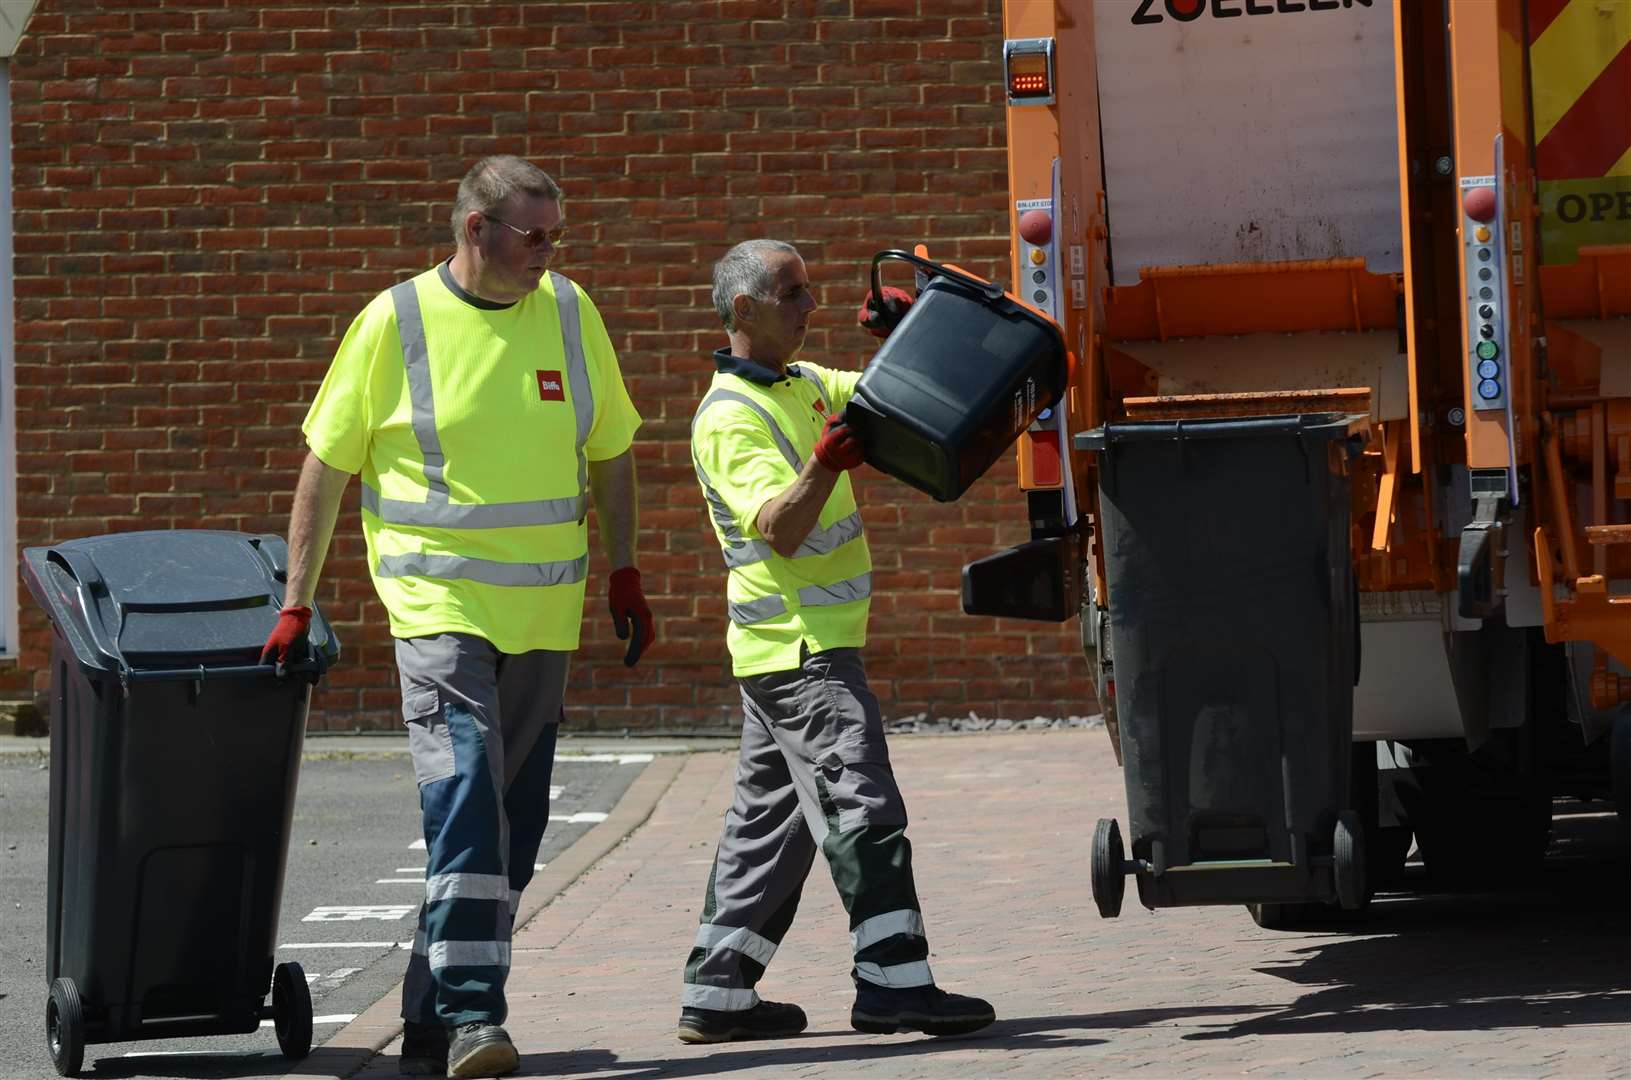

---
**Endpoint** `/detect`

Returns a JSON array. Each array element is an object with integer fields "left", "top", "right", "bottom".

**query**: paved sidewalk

[{"left": 308, "top": 730, "right": 1630, "bottom": 1079}]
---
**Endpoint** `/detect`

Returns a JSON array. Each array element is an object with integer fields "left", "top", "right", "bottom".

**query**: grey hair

[
  {"left": 712, "top": 239, "right": 801, "bottom": 330},
  {"left": 451, "top": 156, "right": 562, "bottom": 248}
]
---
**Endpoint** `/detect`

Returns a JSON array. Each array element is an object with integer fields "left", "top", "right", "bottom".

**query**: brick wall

[{"left": 5, "top": 0, "right": 1093, "bottom": 732}]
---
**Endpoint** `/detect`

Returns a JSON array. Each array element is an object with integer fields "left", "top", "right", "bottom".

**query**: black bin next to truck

[
  {"left": 1078, "top": 414, "right": 1367, "bottom": 924},
  {"left": 21, "top": 530, "right": 339, "bottom": 1077}
]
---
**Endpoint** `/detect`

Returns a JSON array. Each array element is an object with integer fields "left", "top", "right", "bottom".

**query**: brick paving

[{"left": 334, "top": 730, "right": 1630, "bottom": 1079}]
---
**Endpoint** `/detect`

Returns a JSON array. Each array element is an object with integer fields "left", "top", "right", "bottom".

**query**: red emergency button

[
  {"left": 1018, "top": 209, "right": 1053, "bottom": 246},
  {"left": 1463, "top": 186, "right": 1497, "bottom": 223}
]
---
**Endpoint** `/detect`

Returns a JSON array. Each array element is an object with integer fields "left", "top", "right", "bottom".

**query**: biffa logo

[
  {"left": 537, "top": 370, "right": 565, "bottom": 402},
  {"left": 1131, "top": 0, "right": 1372, "bottom": 24}
]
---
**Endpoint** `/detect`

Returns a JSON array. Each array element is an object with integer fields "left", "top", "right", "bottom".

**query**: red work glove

[
  {"left": 260, "top": 605, "right": 312, "bottom": 674},
  {"left": 608, "top": 566, "right": 655, "bottom": 668},
  {"left": 812, "top": 411, "right": 866, "bottom": 472},
  {"left": 858, "top": 286, "right": 914, "bottom": 340}
]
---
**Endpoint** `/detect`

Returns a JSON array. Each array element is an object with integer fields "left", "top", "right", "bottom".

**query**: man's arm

[
  {"left": 755, "top": 457, "right": 842, "bottom": 558},
  {"left": 283, "top": 451, "right": 354, "bottom": 606},
  {"left": 586, "top": 448, "right": 638, "bottom": 569}
]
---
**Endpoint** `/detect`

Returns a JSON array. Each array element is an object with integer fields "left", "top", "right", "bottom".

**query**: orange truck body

[{"left": 986, "top": 0, "right": 1631, "bottom": 880}]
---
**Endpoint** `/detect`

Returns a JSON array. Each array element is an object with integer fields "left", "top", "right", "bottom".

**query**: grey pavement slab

[{"left": 306, "top": 730, "right": 1631, "bottom": 1080}]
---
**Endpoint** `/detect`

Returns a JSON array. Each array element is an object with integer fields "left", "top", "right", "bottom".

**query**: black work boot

[
  {"left": 676, "top": 999, "right": 808, "bottom": 1044},
  {"left": 851, "top": 982, "right": 996, "bottom": 1037},
  {"left": 397, "top": 1021, "right": 447, "bottom": 1075},
  {"left": 446, "top": 1021, "right": 519, "bottom": 1078}
]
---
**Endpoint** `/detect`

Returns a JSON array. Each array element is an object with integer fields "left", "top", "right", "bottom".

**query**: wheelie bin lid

[{"left": 20, "top": 530, "right": 339, "bottom": 683}]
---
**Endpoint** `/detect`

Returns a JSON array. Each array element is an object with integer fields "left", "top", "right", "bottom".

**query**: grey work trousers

[
  {"left": 396, "top": 632, "right": 569, "bottom": 1028},
  {"left": 681, "top": 646, "right": 932, "bottom": 1011}
]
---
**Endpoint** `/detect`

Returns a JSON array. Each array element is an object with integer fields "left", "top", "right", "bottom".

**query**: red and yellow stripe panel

[{"left": 1528, "top": 0, "right": 1631, "bottom": 181}]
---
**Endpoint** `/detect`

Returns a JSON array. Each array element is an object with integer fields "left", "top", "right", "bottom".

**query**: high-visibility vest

[
  {"left": 691, "top": 361, "right": 872, "bottom": 676},
  {"left": 305, "top": 266, "right": 635, "bottom": 653}
]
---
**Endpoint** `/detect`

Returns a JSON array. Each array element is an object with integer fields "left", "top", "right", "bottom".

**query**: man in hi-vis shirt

[{"left": 263, "top": 156, "right": 654, "bottom": 1078}]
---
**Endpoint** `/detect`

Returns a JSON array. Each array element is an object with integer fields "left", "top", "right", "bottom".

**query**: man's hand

[
  {"left": 812, "top": 411, "right": 866, "bottom": 472},
  {"left": 260, "top": 605, "right": 313, "bottom": 674},
  {"left": 608, "top": 566, "right": 655, "bottom": 668},
  {"left": 858, "top": 286, "right": 914, "bottom": 340}
]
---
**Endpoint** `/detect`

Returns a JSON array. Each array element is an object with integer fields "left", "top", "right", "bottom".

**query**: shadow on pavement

[
  {"left": 505, "top": 1009, "right": 1286, "bottom": 1078},
  {"left": 1185, "top": 811, "right": 1631, "bottom": 1040}
]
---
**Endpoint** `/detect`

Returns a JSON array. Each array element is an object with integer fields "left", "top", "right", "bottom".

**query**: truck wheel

[
  {"left": 1334, "top": 810, "right": 1368, "bottom": 910},
  {"left": 46, "top": 978, "right": 85, "bottom": 1077},
  {"left": 1612, "top": 713, "right": 1631, "bottom": 847},
  {"left": 273, "top": 962, "right": 313, "bottom": 1059},
  {"left": 1398, "top": 736, "right": 1550, "bottom": 886},
  {"left": 1091, "top": 817, "right": 1126, "bottom": 918}
]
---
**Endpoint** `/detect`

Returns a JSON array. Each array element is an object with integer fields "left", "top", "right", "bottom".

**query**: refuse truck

[{"left": 957, "top": 0, "right": 1631, "bottom": 923}]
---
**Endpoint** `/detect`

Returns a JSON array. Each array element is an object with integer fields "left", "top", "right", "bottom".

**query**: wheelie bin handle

[
  {"left": 124, "top": 658, "right": 326, "bottom": 686},
  {"left": 870, "top": 249, "right": 1007, "bottom": 306}
]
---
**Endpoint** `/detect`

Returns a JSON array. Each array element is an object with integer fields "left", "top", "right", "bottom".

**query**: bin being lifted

[{"left": 22, "top": 530, "right": 339, "bottom": 1076}]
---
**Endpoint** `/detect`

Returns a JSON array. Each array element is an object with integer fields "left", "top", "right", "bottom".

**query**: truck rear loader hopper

[{"left": 959, "top": 0, "right": 1631, "bottom": 924}]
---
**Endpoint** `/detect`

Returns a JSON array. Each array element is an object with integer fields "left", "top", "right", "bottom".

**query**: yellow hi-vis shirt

[
  {"left": 691, "top": 351, "right": 871, "bottom": 676},
  {"left": 303, "top": 261, "right": 641, "bottom": 653}
]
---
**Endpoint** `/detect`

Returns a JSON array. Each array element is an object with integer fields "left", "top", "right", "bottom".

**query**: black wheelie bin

[
  {"left": 21, "top": 529, "right": 340, "bottom": 1076},
  {"left": 1077, "top": 414, "right": 1368, "bottom": 926},
  {"left": 844, "top": 250, "right": 1068, "bottom": 502}
]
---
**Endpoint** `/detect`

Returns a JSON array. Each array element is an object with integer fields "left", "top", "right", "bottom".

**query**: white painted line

[
  {"left": 303, "top": 904, "right": 416, "bottom": 922},
  {"left": 563, "top": 812, "right": 608, "bottom": 824},
  {"left": 395, "top": 867, "right": 427, "bottom": 874},
  {"left": 555, "top": 753, "right": 653, "bottom": 764},
  {"left": 409, "top": 838, "right": 426, "bottom": 850},
  {"left": 279, "top": 941, "right": 402, "bottom": 949},
  {"left": 377, "top": 878, "right": 427, "bottom": 884},
  {"left": 329, "top": 967, "right": 361, "bottom": 981},
  {"left": 550, "top": 785, "right": 563, "bottom": 799},
  {"left": 258, "top": 1014, "right": 357, "bottom": 1029}
]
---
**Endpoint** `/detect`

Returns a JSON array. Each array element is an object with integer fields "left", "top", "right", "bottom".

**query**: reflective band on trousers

[
  {"left": 424, "top": 872, "right": 511, "bottom": 905},
  {"left": 428, "top": 940, "right": 511, "bottom": 971},
  {"left": 681, "top": 984, "right": 761, "bottom": 1011},
  {"left": 377, "top": 551, "right": 588, "bottom": 588},
  {"left": 728, "top": 571, "right": 872, "bottom": 626},
  {"left": 850, "top": 909, "right": 925, "bottom": 953},
  {"left": 693, "top": 923, "right": 779, "bottom": 967},
  {"left": 379, "top": 271, "right": 593, "bottom": 531},
  {"left": 854, "top": 958, "right": 934, "bottom": 989}
]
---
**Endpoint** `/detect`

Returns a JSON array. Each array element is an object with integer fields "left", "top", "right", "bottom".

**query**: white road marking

[
  {"left": 258, "top": 1014, "right": 357, "bottom": 1029},
  {"left": 409, "top": 838, "right": 426, "bottom": 849},
  {"left": 303, "top": 905, "right": 415, "bottom": 922},
  {"left": 328, "top": 967, "right": 361, "bottom": 981},
  {"left": 376, "top": 878, "right": 427, "bottom": 884},
  {"left": 279, "top": 941, "right": 401, "bottom": 949},
  {"left": 556, "top": 753, "right": 654, "bottom": 764},
  {"left": 563, "top": 812, "right": 608, "bottom": 824},
  {"left": 550, "top": 785, "right": 563, "bottom": 799}
]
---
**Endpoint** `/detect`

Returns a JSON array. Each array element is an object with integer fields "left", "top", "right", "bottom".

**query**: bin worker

[
  {"left": 261, "top": 155, "right": 653, "bottom": 1079},
  {"left": 676, "top": 238, "right": 995, "bottom": 1043}
]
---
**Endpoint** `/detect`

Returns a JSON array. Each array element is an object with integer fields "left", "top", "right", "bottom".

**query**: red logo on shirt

[
  {"left": 813, "top": 398, "right": 826, "bottom": 416},
  {"left": 537, "top": 370, "right": 565, "bottom": 401}
]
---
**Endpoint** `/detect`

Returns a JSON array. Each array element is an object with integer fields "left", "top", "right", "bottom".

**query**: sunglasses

[{"left": 482, "top": 213, "right": 567, "bottom": 250}]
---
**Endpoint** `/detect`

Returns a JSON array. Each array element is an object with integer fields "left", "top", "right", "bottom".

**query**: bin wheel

[
  {"left": 46, "top": 977, "right": 85, "bottom": 1077},
  {"left": 273, "top": 962, "right": 313, "bottom": 1060},
  {"left": 1334, "top": 809, "right": 1367, "bottom": 911},
  {"left": 1090, "top": 817, "right": 1126, "bottom": 918}
]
